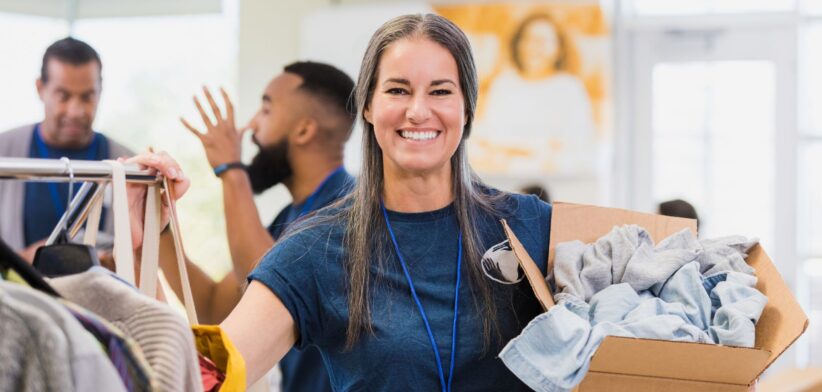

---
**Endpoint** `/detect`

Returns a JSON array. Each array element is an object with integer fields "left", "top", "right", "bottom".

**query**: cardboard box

[
  {"left": 758, "top": 367, "right": 822, "bottom": 392},
  {"left": 502, "top": 202, "right": 809, "bottom": 392}
]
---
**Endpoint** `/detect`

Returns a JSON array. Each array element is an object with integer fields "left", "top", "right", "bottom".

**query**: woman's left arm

[{"left": 221, "top": 280, "right": 299, "bottom": 384}]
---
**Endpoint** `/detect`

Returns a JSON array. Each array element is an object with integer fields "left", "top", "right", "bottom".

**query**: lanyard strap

[
  {"left": 33, "top": 124, "right": 100, "bottom": 221},
  {"left": 295, "top": 166, "right": 345, "bottom": 218},
  {"left": 381, "top": 202, "right": 462, "bottom": 392}
]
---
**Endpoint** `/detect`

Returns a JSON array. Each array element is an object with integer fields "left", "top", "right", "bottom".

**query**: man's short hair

[
  {"left": 659, "top": 199, "right": 700, "bottom": 230},
  {"left": 283, "top": 61, "right": 355, "bottom": 120},
  {"left": 41, "top": 37, "right": 102, "bottom": 83},
  {"left": 520, "top": 184, "right": 551, "bottom": 204}
]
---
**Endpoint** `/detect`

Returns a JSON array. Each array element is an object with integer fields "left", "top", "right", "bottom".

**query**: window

[
  {"left": 0, "top": 13, "right": 67, "bottom": 130},
  {"left": 625, "top": 6, "right": 811, "bottom": 368},
  {"left": 652, "top": 61, "right": 775, "bottom": 247},
  {"left": 798, "top": 6, "right": 822, "bottom": 367},
  {"left": 73, "top": 14, "right": 237, "bottom": 279}
]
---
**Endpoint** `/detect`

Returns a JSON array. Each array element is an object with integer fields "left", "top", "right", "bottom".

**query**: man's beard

[{"left": 246, "top": 136, "right": 293, "bottom": 195}]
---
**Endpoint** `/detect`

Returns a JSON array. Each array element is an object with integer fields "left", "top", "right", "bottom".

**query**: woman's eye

[
  {"left": 386, "top": 88, "right": 407, "bottom": 95},
  {"left": 431, "top": 89, "right": 452, "bottom": 96}
]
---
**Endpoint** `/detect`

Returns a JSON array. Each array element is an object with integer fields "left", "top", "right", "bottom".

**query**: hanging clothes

[
  {"left": 198, "top": 354, "right": 225, "bottom": 392},
  {"left": 1, "top": 236, "right": 74, "bottom": 391},
  {"left": 51, "top": 267, "right": 203, "bottom": 392},
  {"left": 192, "top": 325, "right": 245, "bottom": 392},
  {"left": 0, "top": 286, "right": 72, "bottom": 391},
  {"left": 60, "top": 300, "right": 156, "bottom": 392},
  {"left": 1, "top": 281, "right": 125, "bottom": 391},
  {"left": 0, "top": 235, "right": 61, "bottom": 296}
]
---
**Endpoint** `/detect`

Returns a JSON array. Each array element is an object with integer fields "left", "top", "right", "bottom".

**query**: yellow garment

[
  {"left": 4, "top": 269, "right": 28, "bottom": 286},
  {"left": 192, "top": 324, "right": 246, "bottom": 392}
]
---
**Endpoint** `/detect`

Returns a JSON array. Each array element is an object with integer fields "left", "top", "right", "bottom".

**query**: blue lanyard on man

[
  {"left": 33, "top": 124, "right": 100, "bottom": 222},
  {"left": 381, "top": 201, "right": 462, "bottom": 392}
]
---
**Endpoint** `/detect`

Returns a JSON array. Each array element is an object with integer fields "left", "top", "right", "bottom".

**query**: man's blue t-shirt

[
  {"left": 267, "top": 168, "right": 354, "bottom": 392},
  {"left": 250, "top": 191, "right": 552, "bottom": 391},
  {"left": 267, "top": 168, "right": 354, "bottom": 240},
  {"left": 24, "top": 125, "right": 110, "bottom": 246}
]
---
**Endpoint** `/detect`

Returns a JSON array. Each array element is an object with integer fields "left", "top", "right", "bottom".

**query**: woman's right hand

[{"left": 123, "top": 151, "right": 190, "bottom": 251}]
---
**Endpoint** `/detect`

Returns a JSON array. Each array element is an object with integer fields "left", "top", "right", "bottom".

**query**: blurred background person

[
  {"left": 0, "top": 37, "right": 132, "bottom": 261},
  {"left": 520, "top": 183, "right": 552, "bottom": 204},
  {"left": 658, "top": 198, "right": 700, "bottom": 231},
  {"left": 160, "top": 61, "right": 355, "bottom": 392}
]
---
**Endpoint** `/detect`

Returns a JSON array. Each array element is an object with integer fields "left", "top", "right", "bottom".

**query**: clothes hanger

[
  {"left": 33, "top": 157, "right": 101, "bottom": 277},
  {"left": 0, "top": 236, "right": 61, "bottom": 297}
]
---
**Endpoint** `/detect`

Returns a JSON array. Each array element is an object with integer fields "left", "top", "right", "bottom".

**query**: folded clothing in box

[{"left": 499, "top": 225, "right": 768, "bottom": 392}]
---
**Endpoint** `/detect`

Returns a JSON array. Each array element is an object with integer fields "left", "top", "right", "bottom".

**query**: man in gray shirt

[{"left": 0, "top": 37, "right": 132, "bottom": 259}]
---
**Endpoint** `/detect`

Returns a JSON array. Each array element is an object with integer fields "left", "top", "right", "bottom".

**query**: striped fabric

[
  {"left": 62, "top": 300, "right": 155, "bottom": 391},
  {"left": 51, "top": 268, "right": 203, "bottom": 392}
]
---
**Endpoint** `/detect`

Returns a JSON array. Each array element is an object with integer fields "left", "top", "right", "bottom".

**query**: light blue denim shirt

[
  {"left": 552, "top": 226, "right": 757, "bottom": 302},
  {"left": 501, "top": 226, "right": 768, "bottom": 392}
]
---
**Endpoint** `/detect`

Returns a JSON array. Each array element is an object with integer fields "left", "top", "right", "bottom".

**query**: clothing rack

[
  {"left": 0, "top": 157, "right": 159, "bottom": 184},
  {"left": 48, "top": 181, "right": 101, "bottom": 244},
  {"left": 0, "top": 157, "right": 162, "bottom": 244}
]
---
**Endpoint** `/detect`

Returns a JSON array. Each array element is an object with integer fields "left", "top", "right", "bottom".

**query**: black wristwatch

[{"left": 213, "top": 162, "right": 245, "bottom": 177}]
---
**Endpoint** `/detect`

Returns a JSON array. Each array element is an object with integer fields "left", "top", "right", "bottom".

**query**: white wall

[{"left": 237, "top": 0, "right": 332, "bottom": 221}]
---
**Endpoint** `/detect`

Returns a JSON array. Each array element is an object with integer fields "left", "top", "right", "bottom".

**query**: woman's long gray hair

[{"left": 342, "top": 13, "right": 504, "bottom": 349}]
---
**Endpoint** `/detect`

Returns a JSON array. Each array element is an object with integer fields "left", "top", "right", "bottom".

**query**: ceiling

[{"left": 0, "top": 0, "right": 221, "bottom": 19}]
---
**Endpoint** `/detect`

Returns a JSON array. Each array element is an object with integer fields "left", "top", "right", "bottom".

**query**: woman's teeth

[{"left": 400, "top": 130, "right": 438, "bottom": 141}]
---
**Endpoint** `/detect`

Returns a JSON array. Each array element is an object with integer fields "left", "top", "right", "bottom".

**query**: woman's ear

[{"left": 364, "top": 105, "right": 373, "bottom": 125}]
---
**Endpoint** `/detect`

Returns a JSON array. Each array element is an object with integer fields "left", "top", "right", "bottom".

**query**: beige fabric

[
  {"left": 139, "top": 186, "right": 162, "bottom": 298},
  {"left": 103, "top": 160, "right": 135, "bottom": 286},
  {"left": 161, "top": 178, "right": 199, "bottom": 325}
]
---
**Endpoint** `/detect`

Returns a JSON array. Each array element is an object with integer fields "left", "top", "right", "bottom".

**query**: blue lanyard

[
  {"left": 33, "top": 124, "right": 99, "bottom": 222},
  {"left": 295, "top": 166, "right": 345, "bottom": 218},
  {"left": 381, "top": 202, "right": 462, "bottom": 392}
]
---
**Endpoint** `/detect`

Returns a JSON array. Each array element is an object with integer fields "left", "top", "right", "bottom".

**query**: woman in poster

[{"left": 474, "top": 12, "right": 597, "bottom": 176}]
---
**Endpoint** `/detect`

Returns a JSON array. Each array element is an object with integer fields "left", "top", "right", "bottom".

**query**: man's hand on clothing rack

[
  {"left": 123, "top": 151, "right": 189, "bottom": 251},
  {"left": 180, "top": 86, "right": 250, "bottom": 170}
]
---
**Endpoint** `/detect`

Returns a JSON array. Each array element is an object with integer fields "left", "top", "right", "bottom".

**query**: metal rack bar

[
  {"left": 0, "top": 157, "right": 163, "bottom": 245},
  {"left": 0, "top": 157, "right": 160, "bottom": 184}
]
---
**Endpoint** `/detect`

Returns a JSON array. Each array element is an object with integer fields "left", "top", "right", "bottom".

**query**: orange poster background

[{"left": 434, "top": 3, "right": 610, "bottom": 176}]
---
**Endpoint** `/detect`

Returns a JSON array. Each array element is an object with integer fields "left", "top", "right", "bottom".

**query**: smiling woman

[
  {"left": 365, "top": 37, "right": 466, "bottom": 198},
  {"left": 134, "top": 12, "right": 554, "bottom": 392}
]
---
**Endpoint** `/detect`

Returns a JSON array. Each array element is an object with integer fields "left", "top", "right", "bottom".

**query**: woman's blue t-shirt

[{"left": 249, "top": 192, "right": 551, "bottom": 391}]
